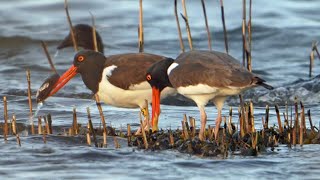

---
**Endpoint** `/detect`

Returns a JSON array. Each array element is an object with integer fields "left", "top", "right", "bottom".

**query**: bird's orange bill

[
  {"left": 151, "top": 87, "right": 160, "bottom": 131},
  {"left": 48, "top": 65, "right": 78, "bottom": 97}
]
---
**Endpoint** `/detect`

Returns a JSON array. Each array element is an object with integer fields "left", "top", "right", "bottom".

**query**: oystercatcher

[{"left": 146, "top": 50, "right": 273, "bottom": 140}]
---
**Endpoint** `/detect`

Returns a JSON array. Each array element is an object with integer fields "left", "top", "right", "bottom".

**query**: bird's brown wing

[
  {"left": 170, "top": 50, "right": 256, "bottom": 88},
  {"left": 105, "top": 53, "right": 166, "bottom": 90}
]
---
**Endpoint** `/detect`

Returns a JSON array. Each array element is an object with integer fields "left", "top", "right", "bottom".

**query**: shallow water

[{"left": 1, "top": 0, "right": 320, "bottom": 179}]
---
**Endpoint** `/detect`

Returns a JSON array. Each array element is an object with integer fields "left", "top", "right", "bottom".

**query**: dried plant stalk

[
  {"left": 64, "top": 0, "right": 78, "bottom": 51},
  {"left": 307, "top": 109, "right": 315, "bottom": 133},
  {"left": 242, "top": 0, "right": 247, "bottom": 66},
  {"left": 140, "top": 119, "right": 148, "bottom": 149},
  {"left": 38, "top": 116, "right": 42, "bottom": 135},
  {"left": 138, "top": 0, "right": 144, "bottom": 52},
  {"left": 47, "top": 114, "right": 53, "bottom": 134},
  {"left": 247, "top": 0, "right": 252, "bottom": 72},
  {"left": 239, "top": 95, "right": 246, "bottom": 137},
  {"left": 87, "top": 107, "right": 98, "bottom": 147},
  {"left": 219, "top": 0, "right": 229, "bottom": 54},
  {"left": 201, "top": 0, "right": 212, "bottom": 51},
  {"left": 181, "top": 0, "right": 193, "bottom": 50},
  {"left": 89, "top": 12, "right": 98, "bottom": 52},
  {"left": 265, "top": 105, "right": 269, "bottom": 129},
  {"left": 3, "top": 96, "right": 8, "bottom": 141},
  {"left": 12, "top": 114, "right": 17, "bottom": 135},
  {"left": 174, "top": 0, "right": 185, "bottom": 52},
  {"left": 95, "top": 94, "right": 107, "bottom": 146},
  {"left": 72, "top": 107, "right": 78, "bottom": 135},
  {"left": 26, "top": 70, "right": 34, "bottom": 134},
  {"left": 309, "top": 49, "right": 314, "bottom": 77},
  {"left": 275, "top": 105, "right": 283, "bottom": 133},
  {"left": 86, "top": 123, "right": 91, "bottom": 146},
  {"left": 250, "top": 101, "right": 255, "bottom": 133},
  {"left": 41, "top": 41, "right": 57, "bottom": 74},
  {"left": 127, "top": 124, "right": 131, "bottom": 145}
]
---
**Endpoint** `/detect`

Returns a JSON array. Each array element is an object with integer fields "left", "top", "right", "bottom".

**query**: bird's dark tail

[{"left": 254, "top": 77, "right": 274, "bottom": 90}]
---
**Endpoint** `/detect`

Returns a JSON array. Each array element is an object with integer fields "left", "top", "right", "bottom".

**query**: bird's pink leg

[
  {"left": 214, "top": 110, "right": 222, "bottom": 140},
  {"left": 199, "top": 106, "right": 207, "bottom": 141},
  {"left": 213, "top": 96, "right": 226, "bottom": 140}
]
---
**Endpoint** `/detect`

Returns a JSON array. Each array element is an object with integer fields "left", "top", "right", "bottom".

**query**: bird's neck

[{"left": 79, "top": 64, "right": 104, "bottom": 94}]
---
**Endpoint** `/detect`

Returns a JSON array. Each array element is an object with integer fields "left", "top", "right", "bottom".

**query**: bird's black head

[
  {"left": 57, "top": 24, "right": 104, "bottom": 54},
  {"left": 146, "top": 58, "right": 174, "bottom": 92},
  {"left": 73, "top": 50, "right": 106, "bottom": 93}
]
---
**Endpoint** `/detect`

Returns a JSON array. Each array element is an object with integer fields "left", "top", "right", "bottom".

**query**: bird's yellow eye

[
  {"left": 77, "top": 55, "right": 85, "bottom": 62},
  {"left": 146, "top": 74, "right": 152, "bottom": 81}
]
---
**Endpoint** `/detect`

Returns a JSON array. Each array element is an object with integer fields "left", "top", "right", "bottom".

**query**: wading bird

[{"left": 146, "top": 50, "right": 273, "bottom": 141}]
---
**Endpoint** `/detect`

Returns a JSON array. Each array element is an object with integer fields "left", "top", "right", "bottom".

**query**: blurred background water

[{"left": 0, "top": 0, "right": 320, "bottom": 179}]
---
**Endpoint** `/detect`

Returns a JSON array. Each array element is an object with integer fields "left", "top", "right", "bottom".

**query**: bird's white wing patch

[
  {"left": 167, "top": 62, "right": 179, "bottom": 75},
  {"left": 104, "top": 65, "right": 117, "bottom": 78}
]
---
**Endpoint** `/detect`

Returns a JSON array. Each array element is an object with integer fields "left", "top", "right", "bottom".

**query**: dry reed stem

[
  {"left": 219, "top": 0, "right": 229, "bottom": 54},
  {"left": 283, "top": 112, "right": 288, "bottom": 129},
  {"left": 3, "top": 96, "right": 8, "bottom": 141},
  {"left": 87, "top": 107, "right": 98, "bottom": 147},
  {"left": 309, "top": 49, "right": 314, "bottom": 77},
  {"left": 293, "top": 98, "right": 298, "bottom": 146},
  {"left": 64, "top": 0, "right": 78, "bottom": 51},
  {"left": 228, "top": 107, "right": 233, "bottom": 135},
  {"left": 26, "top": 70, "right": 35, "bottom": 134},
  {"left": 72, "top": 107, "right": 78, "bottom": 135},
  {"left": 42, "top": 123, "right": 47, "bottom": 144},
  {"left": 38, "top": 116, "right": 42, "bottom": 135},
  {"left": 245, "top": 103, "right": 251, "bottom": 133},
  {"left": 140, "top": 119, "right": 148, "bottom": 149},
  {"left": 247, "top": 0, "right": 252, "bottom": 72},
  {"left": 174, "top": 0, "right": 185, "bottom": 52},
  {"left": 300, "top": 101, "right": 306, "bottom": 131},
  {"left": 12, "top": 114, "right": 17, "bottom": 135},
  {"left": 40, "top": 41, "right": 57, "bottom": 74},
  {"left": 189, "top": 116, "right": 196, "bottom": 138},
  {"left": 47, "top": 114, "right": 52, "bottom": 134},
  {"left": 127, "top": 124, "right": 131, "bottom": 145},
  {"left": 265, "top": 105, "right": 269, "bottom": 129},
  {"left": 201, "top": 0, "right": 212, "bottom": 51},
  {"left": 250, "top": 101, "right": 255, "bottom": 133},
  {"left": 275, "top": 105, "right": 283, "bottom": 133},
  {"left": 86, "top": 123, "right": 91, "bottom": 146},
  {"left": 94, "top": 94, "right": 107, "bottom": 146},
  {"left": 307, "top": 109, "right": 315, "bottom": 133},
  {"left": 89, "top": 12, "right": 98, "bottom": 52},
  {"left": 181, "top": 121, "right": 189, "bottom": 140},
  {"left": 239, "top": 95, "right": 245, "bottom": 137},
  {"left": 44, "top": 116, "right": 49, "bottom": 136},
  {"left": 299, "top": 102, "right": 305, "bottom": 146},
  {"left": 242, "top": 0, "right": 247, "bottom": 67},
  {"left": 181, "top": 0, "right": 193, "bottom": 50},
  {"left": 11, "top": 116, "right": 18, "bottom": 145},
  {"left": 285, "top": 101, "right": 289, "bottom": 123},
  {"left": 138, "top": 0, "right": 144, "bottom": 52}
]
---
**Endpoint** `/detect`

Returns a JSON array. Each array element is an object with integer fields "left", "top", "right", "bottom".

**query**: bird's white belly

[
  {"left": 177, "top": 84, "right": 244, "bottom": 107},
  {"left": 97, "top": 72, "right": 176, "bottom": 109},
  {"left": 98, "top": 80, "right": 152, "bottom": 109}
]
